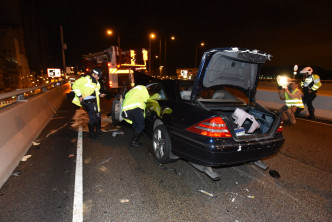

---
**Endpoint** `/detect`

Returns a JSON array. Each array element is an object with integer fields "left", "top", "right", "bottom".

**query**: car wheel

[
  {"left": 111, "top": 95, "right": 123, "bottom": 126},
  {"left": 152, "top": 125, "right": 175, "bottom": 164}
]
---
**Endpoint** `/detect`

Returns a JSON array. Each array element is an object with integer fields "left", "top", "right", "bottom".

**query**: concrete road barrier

[
  {"left": 256, "top": 89, "right": 332, "bottom": 121},
  {"left": 0, "top": 83, "right": 71, "bottom": 188}
]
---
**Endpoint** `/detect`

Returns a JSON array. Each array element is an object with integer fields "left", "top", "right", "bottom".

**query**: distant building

[
  {"left": 176, "top": 68, "right": 198, "bottom": 79},
  {"left": 0, "top": 26, "right": 30, "bottom": 90}
]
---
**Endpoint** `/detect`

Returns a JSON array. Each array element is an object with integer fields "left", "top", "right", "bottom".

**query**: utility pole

[
  {"left": 60, "top": 25, "right": 66, "bottom": 79},
  {"left": 159, "top": 38, "right": 161, "bottom": 76}
]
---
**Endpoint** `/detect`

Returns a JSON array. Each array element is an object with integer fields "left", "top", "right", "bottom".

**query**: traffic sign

[{"left": 47, "top": 68, "right": 61, "bottom": 77}]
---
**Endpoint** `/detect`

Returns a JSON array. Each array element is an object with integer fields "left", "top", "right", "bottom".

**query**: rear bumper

[{"left": 171, "top": 132, "right": 285, "bottom": 166}]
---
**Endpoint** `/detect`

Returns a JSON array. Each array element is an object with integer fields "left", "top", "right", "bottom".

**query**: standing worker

[
  {"left": 121, "top": 85, "right": 150, "bottom": 147},
  {"left": 278, "top": 80, "right": 304, "bottom": 125},
  {"left": 300, "top": 67, "right": 322, "bottom": 119},
  {"left": 72, "top": 68, "right": 106, "bottom": 138}
]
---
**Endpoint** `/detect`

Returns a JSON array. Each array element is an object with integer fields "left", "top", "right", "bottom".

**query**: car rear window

[
  {"left": 197, "top": 87, "right": 247, "bottom": 103},
  {"left": 178, "top": 81, "right": 248, "bottom": 104}
]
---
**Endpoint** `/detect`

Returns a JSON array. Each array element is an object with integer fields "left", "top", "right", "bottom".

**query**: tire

[
  {"left": 111, "top": 95, "right": 123, "bottom": 126},
  {"left": 152, "top": 125, "right": 175, "bottom": 164}
]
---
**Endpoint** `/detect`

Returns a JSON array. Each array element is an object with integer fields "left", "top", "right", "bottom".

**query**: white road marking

[{"left": 72, "top": 126, "right": 83, "bottom": 222}]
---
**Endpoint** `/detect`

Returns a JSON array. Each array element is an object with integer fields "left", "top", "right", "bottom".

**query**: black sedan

[{"left": 113, "top": 47, "right": 285, "bottom": 180}]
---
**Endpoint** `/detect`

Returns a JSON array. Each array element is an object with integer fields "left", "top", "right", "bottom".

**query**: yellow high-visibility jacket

[
  {"left": 122, "top": 85, "right": 150, "bottom": 124},
  {"left": 285, "top": 88, "right": 304, "bottom": 108},
  {"left": 72, "top": 75, "right": 101, "bottom": 111},
  {"left": 301, "top": 74, "right": 322, "bottom": 91}
]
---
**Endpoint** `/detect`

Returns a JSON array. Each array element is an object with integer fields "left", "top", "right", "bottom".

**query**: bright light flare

[
  {"left": 106, "top": 29, "right": 113, "bottom": 35},
  {"left": 277, "top": 75, "right": 290, "bottom": 89}
]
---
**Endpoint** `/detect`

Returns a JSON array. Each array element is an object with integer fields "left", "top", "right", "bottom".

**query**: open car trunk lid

[
  {"left": 189, "top": 48, "right": 281, "bottom": 139},
  {"left": 191, "top": 47, "right": 271, "bottom": 103}
]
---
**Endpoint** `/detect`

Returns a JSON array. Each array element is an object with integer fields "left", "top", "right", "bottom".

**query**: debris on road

[
  {"left": 269, "top": 170, "right": 280, "bottom": 178},
  {"left": 120, "top": 199, "right": 130, "bottom": 203},
  {"left": 45, "top": 122, "right": 69, "bottom": 138},
  {"left": 112, "top": 130, "right": 124, "bottom": 137},
  {"left": 32, "top": 141, "right": 40, "bottom": 146},
  {"left": 198, "top": 189, "right": 215, "bottom": 198},
  {"left": 99, "top": 157, "right": 112, "bottom": 166},
  {"left": 253, "top": 160, "right": 269, "bottom": 170},
  {"left": 158, "top": 164, "right": 180, "bottom": 175},
  {"left": 11, "top": 170, "right": 21, "bottom": 177},
  {"left": 21, "top": 155, "right": 32, "bottom": 161}
]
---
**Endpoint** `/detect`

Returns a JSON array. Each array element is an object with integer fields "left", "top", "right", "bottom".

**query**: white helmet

[{"left": 300, "top": 67, "right": 313, "bottom": 75}]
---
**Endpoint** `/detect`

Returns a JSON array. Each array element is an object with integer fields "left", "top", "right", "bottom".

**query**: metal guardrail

[
  {"left": 258, "top": 79, "right": 332, "bottom": 84},
  {"left": 0, "top": 81, "right": 66, "bottom": 108}
]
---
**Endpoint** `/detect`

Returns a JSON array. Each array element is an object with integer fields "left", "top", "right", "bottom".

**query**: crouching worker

[
  {"left": 72, "top": 68, "right": 106, "bottom": 138},
  {"left": 121, "top": 85, "right": 150, "bottom": 147},
  {"left": 278, "top": 80, "right": 304, "bottom": 125}
]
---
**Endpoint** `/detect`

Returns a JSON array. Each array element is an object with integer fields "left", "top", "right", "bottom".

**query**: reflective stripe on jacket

[
  {"left": 301, "top": 74, "right": 322, "bottom": 91},
  {"left": 72, "top": 75, "right": 101, "bottom": 111},
  {"left": 122, "top": 85, "right": 149, "bottom": 111},
  {"left": 122, "top": 85, "right": 150, "bottom": 124},
  {"left": 285, "top": 88, "right": 304, "bottom": 108}
]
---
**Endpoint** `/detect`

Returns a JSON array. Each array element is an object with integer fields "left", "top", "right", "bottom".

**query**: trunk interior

[{"left": 205, "top": 103, "right": 279, "bottom": 139}]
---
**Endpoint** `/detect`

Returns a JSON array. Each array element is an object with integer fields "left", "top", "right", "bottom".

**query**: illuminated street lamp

[
  {"left": 195, "top": 42, "right": 205, "bottom": 68},
  {"left": 149, "top": 33, "right": 156, "bottom": 75},
  {"left": 106, "top": 29, "right": 120, "bottom": 49}
]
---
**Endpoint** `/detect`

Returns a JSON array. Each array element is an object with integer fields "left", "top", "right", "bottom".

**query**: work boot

[
  {"left": 308, "top": 107, "right": 315, "bottom": 120},
  {"left": 130, "top": 132, "right": 143, "bottom": 147},
  {"left": 88, "top": 124, "right": 97, "bottom": 139},
  {"left": 95, "top": 121, "right": 103, "bottom": 138}
]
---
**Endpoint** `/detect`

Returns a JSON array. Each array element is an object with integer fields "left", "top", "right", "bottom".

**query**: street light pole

[
  {"left": 148, "top": 33, "right": 155, "bottom": 75},
  {"left": 164, "top": 38, "right": 167, "bottom": 75},
  {"left": 195, "top": 42, "right": 205, "bottom": 68},
  {"left": 106, "top": 28, "right": 120, "bottom": 48},
  {"left": 164, "top": 35, "right": 175, "bottom": 76},
  {"left": 118, "top": 33, "right": 120, "bottom": 49},
  {"left": 60, "top": 25, "right": 66, "bottom": 79},
  {"left": 106, "top": 29, "right": 113, "bottom": 47},
  {"left": 159, "top": 38, "right": 162, "bottom": 76},
  {"left": 149, "top": 38, "right": 151, "bottom": 75}
]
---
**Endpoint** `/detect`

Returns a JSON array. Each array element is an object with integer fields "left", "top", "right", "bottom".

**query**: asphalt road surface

[{"left": 0, "top": 96, "right": 331, "bottom": 222}]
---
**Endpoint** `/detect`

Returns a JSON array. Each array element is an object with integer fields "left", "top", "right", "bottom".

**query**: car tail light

[
  {"left": 276, "top": 120, "right": 283, "bottom": 133},
  {"left": 186, "top": 117, "right": 232, "bottom": 138}
]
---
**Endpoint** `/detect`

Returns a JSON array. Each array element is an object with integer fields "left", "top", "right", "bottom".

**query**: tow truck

[{"left": 82, "top": 46, "right": 148, "bottom": 96}]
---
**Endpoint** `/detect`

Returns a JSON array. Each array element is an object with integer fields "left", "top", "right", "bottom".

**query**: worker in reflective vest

[
  {"left": 72, "top": 68, "right": 106, "bottom": 138},
  {"left": 300, "top": 67, "right": 322, "bottom": 119},
  {"left": 278, "top": 80, "right": 304, "bottom": 125},
  {"left": 121, "top": 85, "right": 150, "bottom": 147}
]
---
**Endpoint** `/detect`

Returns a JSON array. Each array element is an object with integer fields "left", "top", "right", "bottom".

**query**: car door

[{"left": 145, "top": 82, "right": 168, "bottom": 134}]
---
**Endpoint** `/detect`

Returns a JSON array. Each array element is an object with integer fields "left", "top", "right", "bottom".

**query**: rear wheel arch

[{"left": 153, "top": 119, "right": 163, "bottom": 131}]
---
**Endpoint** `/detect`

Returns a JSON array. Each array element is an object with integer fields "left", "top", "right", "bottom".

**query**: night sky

[{"left": 4, "top": 0, "right": 332, "bottom": 74}]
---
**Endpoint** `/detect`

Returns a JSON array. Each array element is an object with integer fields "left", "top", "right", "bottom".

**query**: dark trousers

[
  {"left": 122, "top": 108, "right": 145, "bottom": 133},
  {"left": 302, "top": 92, "right": 317, "bottom": 119},
  {"left": 81, "top": 99, "right": 101, "bottom": 125}
]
